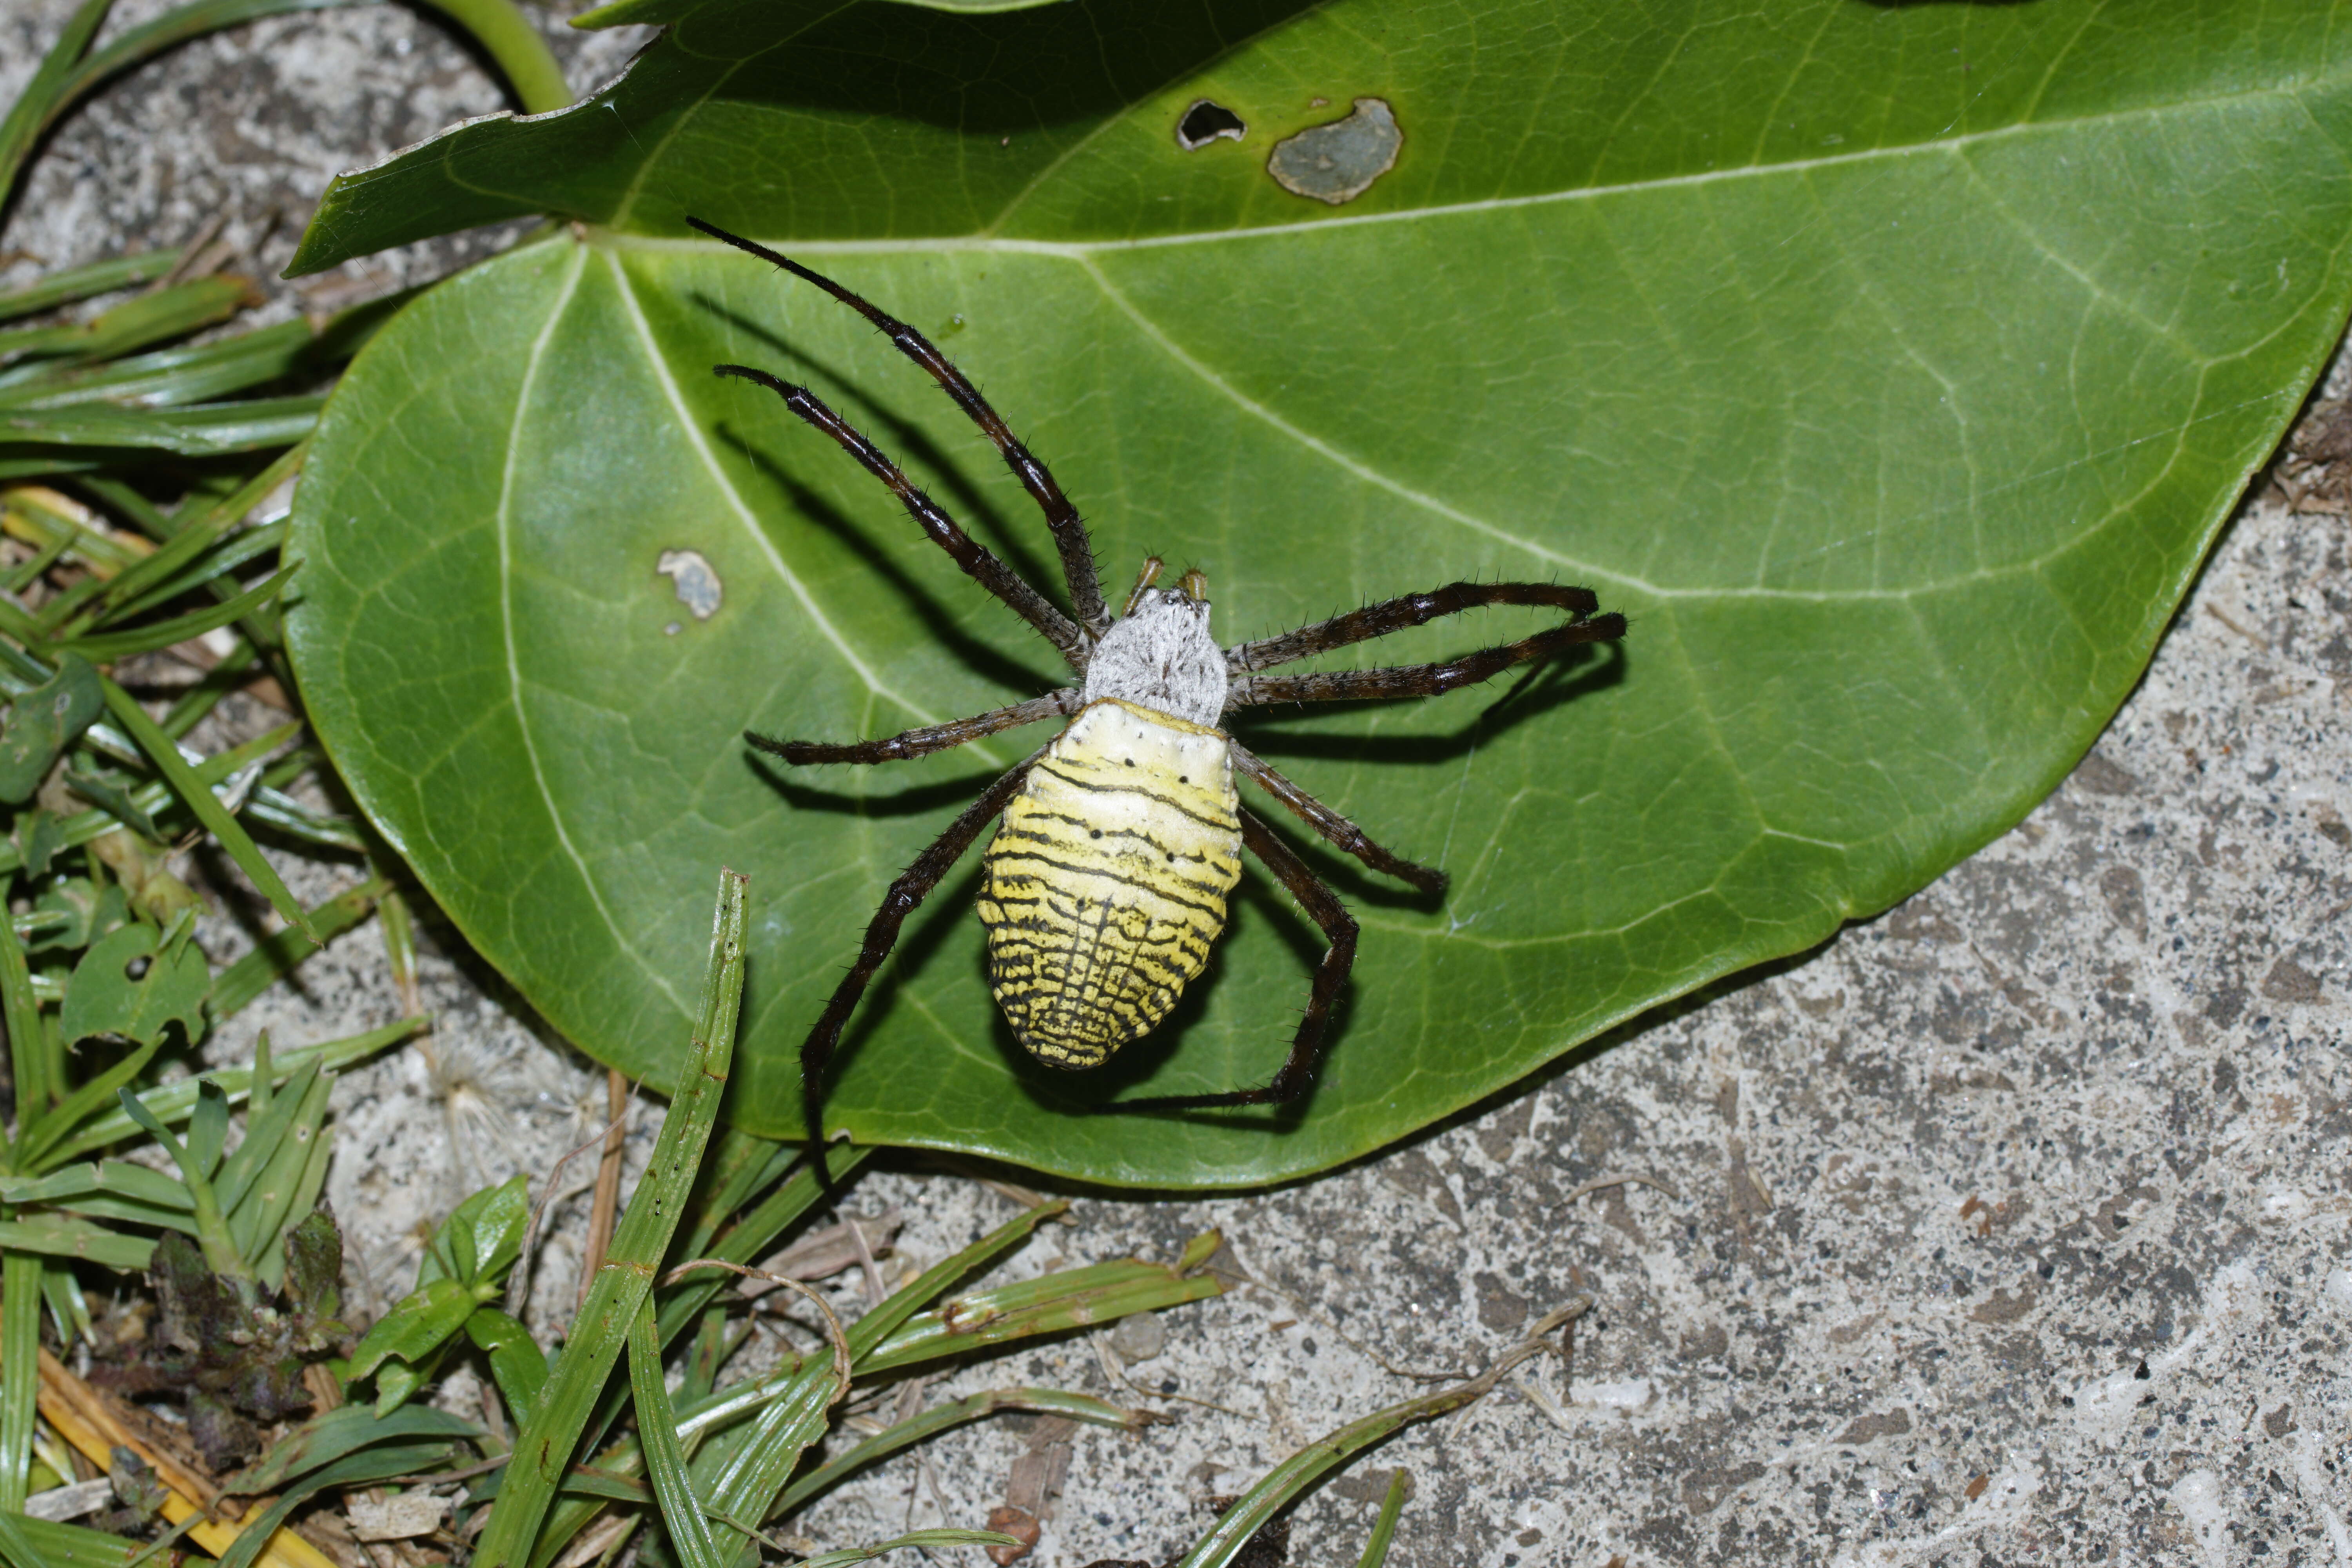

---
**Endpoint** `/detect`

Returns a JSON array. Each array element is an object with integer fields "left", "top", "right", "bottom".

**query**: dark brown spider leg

[
  {"left": 1225, "top": 580, "right": 1613, "bottom": 675},
  {"left": 690, "top": 218, "right": 1110, "bottom": 637},
  {"left": 1104, "top": 808, "right": 1356, "bottom": 1114},
  {"left": 800, "top": 750, "right": 1044, "bottom": 1203},
  {"left": 751, "top": 689, "right": 1079, "bottom": 766},
  {"left": 1225, "top": 612, "right": 1626, "bottom": 708},
  {"left": 1228, "top": 739, "right": 1447, "bottom": 897},
  {"left": 715, "top": 364, "right": 1087, "bottom": 670}
]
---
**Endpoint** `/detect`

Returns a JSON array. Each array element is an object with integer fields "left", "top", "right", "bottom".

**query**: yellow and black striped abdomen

[{"left": 977, "top": 699, "right": 1242, "bottom": 1068}]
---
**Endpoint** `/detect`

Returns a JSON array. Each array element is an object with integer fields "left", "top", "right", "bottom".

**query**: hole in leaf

[
  {"left": 1176, "top": 100, "right": 1247, "bottom": 150},
  {"left": 125, "top": 954, "right": 151, "bottom": 981}
]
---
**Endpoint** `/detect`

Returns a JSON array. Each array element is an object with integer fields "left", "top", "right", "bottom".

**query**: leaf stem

[{"left": 415, "top": 0, "right": 570, "bottom": 114}]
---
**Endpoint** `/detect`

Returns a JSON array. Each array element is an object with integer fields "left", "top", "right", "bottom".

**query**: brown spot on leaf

[{"left": 1267, "top": 97, "right": 1402, "bottom": 204}]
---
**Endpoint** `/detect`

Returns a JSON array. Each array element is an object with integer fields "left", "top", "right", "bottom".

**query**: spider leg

[
  {"left": 690, "top": 218, "right": 1110, "bottom": 637},
  {"left": 1229, "top": 740, "right": 1446, "bottom": 897},
  {"left": 1103, "top": 808, "right": 1356, "bottom": 1114},
  {"left": 1225, "top": 580, "right": 1616, "bottom": 675},
  {"left": 715, "top": 365, "right": 1087, "bottom": 670},
  {"left": 751, "top": 689, "right": 1079, "bottom": 766},
  {"left": 1225, "top": 610, "right": 1625, "bottom": 708},
  {"left": 799, "top": 750, "right": 1043, "bottom": 1202}
]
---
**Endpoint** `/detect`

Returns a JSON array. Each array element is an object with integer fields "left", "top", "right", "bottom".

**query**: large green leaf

[{"left": 287, "top": 0, "right": 2352, "bottom": 1187}]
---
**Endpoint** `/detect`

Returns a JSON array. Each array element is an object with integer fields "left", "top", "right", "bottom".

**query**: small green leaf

[
  {"left": 59, "top": 922, "right": 208, "bottom": 1047},
  {"left": 224, "top": 1404, "right": 478, "bottom": 1497},
  {"left": 185, "top": 1078, "right": 229, "bottom": 1180},
  {"left": 466, "top": 1307, "right": 549, "bottom": 1424},
  {"left": 347, "top": 1277, "right": 478, "bottom": 1389},
  {"left": 12, "top": 811, "right": 64, "bottom": 878},
  {"left": 0, "top": 653, "right": 99, "bottom": 802},
  {"left": 63, "top": 774, "right": 166, "bottom": 843},
  {"left": 26, "top": 878, "right": 123, "bottom": 953},
  {"left": 418, "top": 1173, "right": 529, "bottom": 1291}
]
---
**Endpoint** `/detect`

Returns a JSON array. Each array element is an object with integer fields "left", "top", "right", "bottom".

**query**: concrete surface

[{"left": 4, "top": 5, "right": 2347, "bottom": 1564}]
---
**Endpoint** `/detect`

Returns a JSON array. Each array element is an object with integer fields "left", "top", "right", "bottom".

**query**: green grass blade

[
  {"left": 626, "top": 1301, "right": 725, "bottom": 1568},
  {"left": 846, "top": 1200, "right": 1070, "bottom": 1364},
  {"left": 471, "top": 870, "right": 747, "bottom": 1568},
  {"left": 1165, "top": 1319, "right": 1572, "bottom": 1568},
  {"left": 58, "top": 562, "right": 295, "bottom": 662},
  {"left": 411, "top": 0, "right": 568, "bottom": 112},
  {"left": 45, "top": 0, "right": 360, "bottom": 134},
  {"left": 208, "top": 875, "right": 385, "bottom": 1020},
  {"left": 0, "top": 908, "right": 51, "bottom": 1119},
  {"left": 241, "top": 784, "right": 365, "bottom": 853},
  {"left": 0, "top": 1160, "right": 189, "bottom": 1211},
  {"left": 15, "top": 1513, "right": 146, "bottom": 1568},
  {"left": 1352, "top": 1469, "right": 1408, "bottom": 1568},
  {"left": 82, "top": 444, "right": 301, "bottom": 617},
  {"left": 0, "top": 1508, "right": 61, "bottom": 1568},
  {"left": 0, "top": 718, "right": 298, "bottom": 879},
  {"left": 773, "top": 1388, "right": 1155, "bottom": 1519},
  {"left": 0, "top": 252, "right": 176, "bottom": 325},
  {"left": 43, "top": 1017, "right": 420, "bottom": 1168},
  {"left": 0, "top": 322, "right": 320, "bottom": 413},
  {"left": 218, "top": 1059, "right": 323, "bottom": 1236},
  {"left": 212, "top": 1443, "right": 457, "bottom": 1568},
  {"left": 3, "top": 1197, "right": 194, "bottom": 1237},
  {"left": 0, "top": 279, "right": 250, "bottom": 370},
  {"left": 107, "top": 519, "right": 287, "bottom": 624},
  {"left": 0, "top": 1249, "right": 41, "bottom": 1508},
  {"left": 100, "top": 675, "right": 316, "bottom": 940},
  {"left": 651, "top": 1149, "right": 872, "bottom": 1350},
  {"left": 0, "top": 0, "right": 113, "bottom": 215},
  {"left": 0, "top": 397, "right": 318, "bottom": 455},
  {"left": 858, "top": 1234, "right": 1223, "bottom": 1377},
  {"left": 15, "top": 1039, "right": 163, "bottom": 1169},
  {"left": 694, "top": 1361, "right": 837, "bottom": 1539},
  {"left": 224, "top": 1405, "right": 479, "bottom": 1497},
  {"left": 799, "top": 1533, "right": 1020, "bottom": 1568},
  {"left": 0, "top": 1216, "right": 151, "bottom": 1270},
  {"left": 254, "top": 1092, "right": 333, "bottom": 1290},
  {"left": 113, "top": 1086, "right": 242, "bottom": 1281}
]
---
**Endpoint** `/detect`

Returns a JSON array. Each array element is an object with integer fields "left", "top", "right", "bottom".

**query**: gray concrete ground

[{"left": 4, "top": 5, "right": 2348, "bottom": 1564}]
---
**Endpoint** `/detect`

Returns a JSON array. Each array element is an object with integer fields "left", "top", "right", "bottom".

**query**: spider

[{"left": 690, "top": 217, "right": 1625, "bottom": 1182}]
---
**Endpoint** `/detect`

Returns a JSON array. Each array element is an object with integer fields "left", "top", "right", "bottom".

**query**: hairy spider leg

[
  {"left": 1224, "top": 579, "right": 1613, "bottom": 675},
  {"left": 1227, "top": 739, "right": 1446, "bottom": 896},
  {"left": 1227, "top": 608, "right": 1626, "bottom": 707},
  {"left": 750, "top": 689, "right": 1080, "bottom": 767},
  {"left": 689, "top": 216, "right": 1110, "bottom": 636},
  {"left": 714, "top": 365, "right": 1086, "bottom": 668},
  {"left": 1096, "top": 808, "right": 1357, "bottom": 1114},
  {"left": 796, "top": 751, "right": 1045, "bottom": 1206}
]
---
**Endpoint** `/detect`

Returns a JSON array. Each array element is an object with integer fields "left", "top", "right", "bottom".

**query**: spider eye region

[{"left": 1080, "top": 590, "right": 1225, "bottom": 726}]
